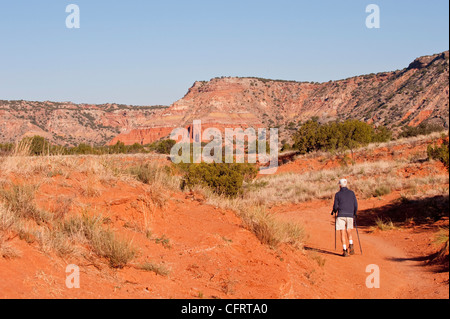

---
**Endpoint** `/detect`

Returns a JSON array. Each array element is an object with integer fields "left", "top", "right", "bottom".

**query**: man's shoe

[
  {"left": 349, "top": 244, "right": 355, "bottom": 255},
  {"left": 343, "top": 249, "right": 349, "bottom": 257}
]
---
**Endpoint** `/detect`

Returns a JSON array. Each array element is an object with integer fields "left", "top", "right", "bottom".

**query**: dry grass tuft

[
  {"left": 373, "top": 217, "right": 397, "bottom": 231},
  {"left": 137, "top": 262, "right": 171, "bottom": 276},
  {"left": 0, "top": 184, "right": 51, "bottom": 225},
  {"left": 431, "top": 227, "right": 449, "bottom": 268},
  {"left": 0, "top": 242, "right": 21, "bottom": 259},
  {"left": 61, "top": 213, "right": 136, "bottom": 268},
  {"left": 238, "top": 206, "right": 305, "bottom": 249},
  {"left": 0, "top": 204, "right": 21, "bottom": 259}
]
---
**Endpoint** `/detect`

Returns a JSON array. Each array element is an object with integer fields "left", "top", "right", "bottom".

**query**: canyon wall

[{"left": 1, "top": 51, "right": 448, "bottom": 146}]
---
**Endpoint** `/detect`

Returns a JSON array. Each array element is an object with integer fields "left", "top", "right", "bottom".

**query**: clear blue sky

[{"left": 0, "top": 0, "right": 448, "bottom": 106}]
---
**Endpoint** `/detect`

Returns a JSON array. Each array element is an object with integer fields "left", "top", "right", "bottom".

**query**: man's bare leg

[
  {"left": 340, "top": 230, "right": 347, "bottom": 248},
  {"left": 347, "top": 229, "right": 355, "bottom": 255},
  {"left": 340, "top": 230, "right": 349, "bottom": 256},
  {"left": 347, "top": 229, "right": 353, "bottom": 243}
]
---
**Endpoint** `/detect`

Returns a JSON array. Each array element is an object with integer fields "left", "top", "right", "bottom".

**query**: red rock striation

[
  {"left": 0, "top": 51, "right": 448, "bottom": 146},
  {"left": 111, "top": 51, "right": 448, "bottom": 145}
]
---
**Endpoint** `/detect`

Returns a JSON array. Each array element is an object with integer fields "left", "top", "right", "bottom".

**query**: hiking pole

[
  {"left": 331, "top": 211, "right": 336, "bottom": 251},
  {"left": 354, "top": 219, "right": 363, "bottom": 255}
]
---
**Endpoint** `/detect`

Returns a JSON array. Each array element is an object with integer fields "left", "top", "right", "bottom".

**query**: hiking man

[{"left": 331, "top": 179, "right": 358, "bottom": 257}]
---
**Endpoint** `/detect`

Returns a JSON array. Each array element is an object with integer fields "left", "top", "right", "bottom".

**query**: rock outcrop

[
  {"left": 111, "top": 51, "right": 449, "bottom": 145},
  {"left": 0, "top": 101, "right": 167, "bottom": 146},
  {"left": 1, "top": 51, "right": 448, "bottom": 146}
]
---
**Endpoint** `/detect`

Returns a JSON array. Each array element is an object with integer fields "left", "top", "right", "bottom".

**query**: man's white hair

[{"left": 339, "top": 179, "right": 348, "bottom": 187}]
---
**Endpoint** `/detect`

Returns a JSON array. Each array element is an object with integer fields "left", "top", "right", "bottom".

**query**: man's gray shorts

[{"left": 336, "top": 217, "right": 354, "bottom": 231}]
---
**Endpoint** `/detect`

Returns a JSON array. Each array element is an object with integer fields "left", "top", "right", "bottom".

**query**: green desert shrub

[
  {"left": 180, "top": 163, "right": 258, "bottom": 198},
  {"left": 26, "top": 136, "right": 50, "bottom": 156},
  {"left": 154, "top": 139, "right": 177, "bottom": 155},
  {"left": 427, "top": 139, "right": 449, "bottom": 171},
  {"left": 0, "top": 143, "right": 14, "bottom": 155},
  {"left": 292, "top": 119, "right": 391, "bottom": 155}
]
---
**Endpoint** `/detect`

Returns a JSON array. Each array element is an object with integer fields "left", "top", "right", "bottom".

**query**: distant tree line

[
  {"left": 399, "top": 121, "right": 446, "bottom": 138},
  {"left": 0, "top": 136, "right": 176, "bottom": 156},
  {"left": 0, "top": 120, "right": 446, "bottom": 158}
]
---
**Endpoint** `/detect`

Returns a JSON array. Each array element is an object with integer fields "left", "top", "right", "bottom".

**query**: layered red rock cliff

[
  {"left": 0, "top": 101, "right": 167, "bottom": 146},
  {"left": 110, "top": 51, "right": 449, "bottom": 145},
  {"left": 1, "top": 51, "right": 448, "bottom": 146}
]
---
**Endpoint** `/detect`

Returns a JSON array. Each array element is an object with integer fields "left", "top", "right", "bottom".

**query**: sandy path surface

[{"left": 272, "top": 196, "right": 449, "bottom": 299}]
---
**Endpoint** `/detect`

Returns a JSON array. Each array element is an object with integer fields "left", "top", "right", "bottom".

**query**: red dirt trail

[{"left": 271, "top": 194, "right": 449, "bottom": 299}]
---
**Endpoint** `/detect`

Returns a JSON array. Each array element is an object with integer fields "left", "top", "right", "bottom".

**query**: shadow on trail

[
  {"left": 356, "top": 195, "right": 449, "bottom": 229},
  {"left": 356, "top": 194, "right": 449, "bottom": 273},
  {"left": 304, "top": 246, "right": 343, "bottom": 257},
  {"left": 386, "top": 252, "right": 449, "bottom": 273}
]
